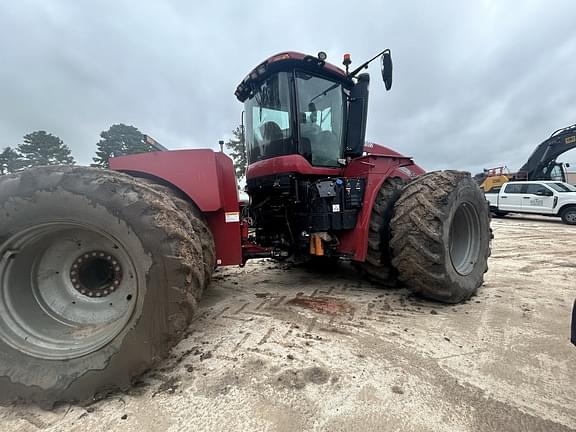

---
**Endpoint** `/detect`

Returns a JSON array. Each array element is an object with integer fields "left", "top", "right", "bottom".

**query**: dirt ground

[{"left": 1, "top": 215, "right": 575, "bottom": 432}]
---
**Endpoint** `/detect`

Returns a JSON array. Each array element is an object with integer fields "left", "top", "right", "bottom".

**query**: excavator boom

[
  {"left": 517, "top": 124, "right": 576, "bottom": 180},
  {"left": 480, "top": 124, "right": 576, "bottom": 192}
]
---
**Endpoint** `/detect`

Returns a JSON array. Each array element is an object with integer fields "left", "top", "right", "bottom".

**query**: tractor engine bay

[{"left": 244, "top": 174, "right": 365, "bottom": 257}]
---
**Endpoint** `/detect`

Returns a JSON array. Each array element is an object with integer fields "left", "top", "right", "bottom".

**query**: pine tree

[
  {"left": 0, "top": 147, "right": 24, "bottom": 175},
  {"left": 92, "top": 124, "right": 153, "bottom": 168},
  {"left": 17, "top": 131, "right": 75, "bottom": 168},
  {"left": 225, "top": 125, "right": 247, "bottom": 181}
]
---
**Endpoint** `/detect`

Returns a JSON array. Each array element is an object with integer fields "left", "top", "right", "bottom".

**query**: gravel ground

[{"left": 1, "top": 215, "right": 575, "bottom": 432}]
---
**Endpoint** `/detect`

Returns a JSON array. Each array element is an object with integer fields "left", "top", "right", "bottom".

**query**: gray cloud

[{"left": 1, "top": 0, "right": 575, "bottom": 174}]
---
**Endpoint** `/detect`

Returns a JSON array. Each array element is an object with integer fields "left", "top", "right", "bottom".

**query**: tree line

[
  {"left": 0, "top": 131, "right": 74, "bottom": 175},
  {"left": 0, "top": 124, "right": 163, "bottom": 175},
  {"left": 1, "top": 123, "right": 247, "bottom": 180}
]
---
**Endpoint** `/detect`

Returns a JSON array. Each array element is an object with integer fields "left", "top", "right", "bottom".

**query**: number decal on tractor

[{"left": 225, "top": 212, "right": 240, "bottom": 223}]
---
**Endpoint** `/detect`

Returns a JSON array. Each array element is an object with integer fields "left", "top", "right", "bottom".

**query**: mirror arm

[{"left": 349, "top": 49, "right": 390, "bottom": 78}]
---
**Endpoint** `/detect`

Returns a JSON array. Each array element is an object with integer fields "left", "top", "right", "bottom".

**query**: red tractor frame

[{"left": 0, "top": 50, "right": 491, "bottom": 405}]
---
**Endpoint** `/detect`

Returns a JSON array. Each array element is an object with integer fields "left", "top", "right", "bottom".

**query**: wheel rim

[
  {"left": 0, "top": 222, "right": 138, "bottom": 360},
  {"left": 449, "top": 202, "right": 481, "bottom": 275},
  {"left": 566, "top": 211, "right": 576, "bottom": 223}
]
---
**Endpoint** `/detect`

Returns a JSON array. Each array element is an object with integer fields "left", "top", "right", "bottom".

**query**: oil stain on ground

[{"left": 286, "top": 296, "right": 354, "bottom": 315}]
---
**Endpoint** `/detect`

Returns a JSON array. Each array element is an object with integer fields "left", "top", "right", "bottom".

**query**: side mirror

[{"left": 381, "top": 51, "right": 393, "bottom": 91}]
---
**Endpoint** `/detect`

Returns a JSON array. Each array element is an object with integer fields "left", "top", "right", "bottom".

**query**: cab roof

[{"left": 235, "top": 51, "right": 353, "bottom": 102}]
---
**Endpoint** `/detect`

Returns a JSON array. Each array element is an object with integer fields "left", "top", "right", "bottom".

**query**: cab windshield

[
  {"left": 245, "top": 72, "right": 294, "bottom": 164},
  {"left": 244, "top": 71, "right": 345, "bottom": 167}
]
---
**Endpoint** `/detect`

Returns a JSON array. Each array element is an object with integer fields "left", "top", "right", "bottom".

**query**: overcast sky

[{"left": 1, "top": 0, "right": 575, "bottom": 173}]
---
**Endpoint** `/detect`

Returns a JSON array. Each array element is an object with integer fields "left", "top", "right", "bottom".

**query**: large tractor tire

[
  {"left": 390, "top": 171, "right": 491, "bottom": 303},
  {"left": 359, "top": 177, "right": 405, "bottom": 285},
  {"left": 0, "top": 166, "right": 210, "bottom": 406},
  {"left": 135, "top": 178, "right": 216, "bottom": 293}
]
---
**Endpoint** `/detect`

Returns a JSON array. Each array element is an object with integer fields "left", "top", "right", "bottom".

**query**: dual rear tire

[
  {"left": 0, "top": 167, "right": 214, "bottom": 406},
  {"left": 363, "top": 171, "right": 492, "bottom": 303}
]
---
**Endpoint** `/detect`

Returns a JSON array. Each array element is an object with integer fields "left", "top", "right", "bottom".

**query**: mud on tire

[
  {"left": 135, "top": 178, "right": 216, "bottom": 294},
  {"left": 0, "top": 166, "right": 206, "bottom": 406},
  {"left": 359, "top": 177, "right": 405, "bottom": 285},
  {"left": 390, "top": 171, "right": 491, "bottom": 303}
]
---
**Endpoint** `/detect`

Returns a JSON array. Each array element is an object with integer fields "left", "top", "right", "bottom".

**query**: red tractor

[{"left": 0, "top": 50, "right": 491, "bottom": 405}]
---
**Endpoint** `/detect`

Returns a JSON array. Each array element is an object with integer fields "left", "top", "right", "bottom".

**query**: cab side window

[
  {"left": 526, "top": 184, "right": 552, "bottom": 195},
  {"left": 504, "top": 184, "right": 524, "bottom": 194}
]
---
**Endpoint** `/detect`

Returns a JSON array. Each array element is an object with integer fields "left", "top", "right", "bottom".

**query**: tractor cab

[
  {"left": 241, "top": 56, "right": 348, "bottom": 168},
  {"left": 236, "top": 51, "right": 393, "bottom": 176}
]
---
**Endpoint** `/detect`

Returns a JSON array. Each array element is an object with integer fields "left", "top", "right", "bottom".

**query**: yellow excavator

[
  {"left": 478, "top": 124, "right": 576, "bottom": 192},
  {"left": 478, "top": 166, "right": 515, "bottom": 193}
]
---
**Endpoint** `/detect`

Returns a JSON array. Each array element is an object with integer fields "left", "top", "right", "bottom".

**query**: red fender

[
  {"left": 338, "top": 154, "right": 425, "bottom": 261},
  {"left": 110, "top": 150, "right": 242, "bottom": 266}
]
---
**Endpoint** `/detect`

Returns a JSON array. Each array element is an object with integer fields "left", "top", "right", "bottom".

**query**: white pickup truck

[{"left": 485, "top": 181, "right": 576, "bottom": 225}]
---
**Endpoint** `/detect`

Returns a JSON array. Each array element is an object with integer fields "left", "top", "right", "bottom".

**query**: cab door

[
  {"left": 522, "top": 184, "right": 555, "bottom": 214},
  {"left": 500, "top": 183, "right": 525, "bottom": 211}
]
